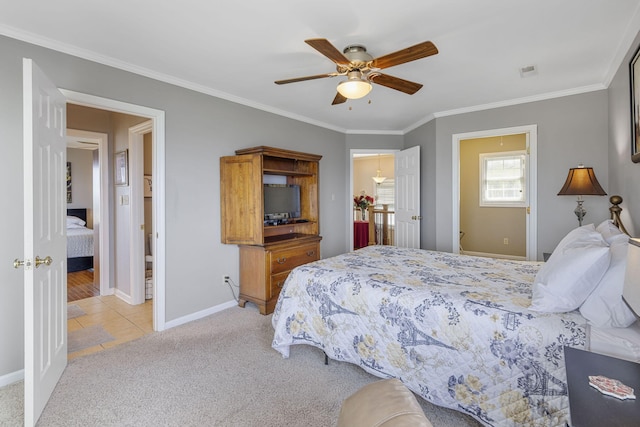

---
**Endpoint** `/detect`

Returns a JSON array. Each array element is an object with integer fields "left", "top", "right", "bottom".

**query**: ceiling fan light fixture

[{"left": 336, "top": 71, "right": 372, "bottom": 99}]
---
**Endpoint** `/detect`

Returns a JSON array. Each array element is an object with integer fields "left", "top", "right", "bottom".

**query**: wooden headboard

[{"left": 67, "top": 208, "right": 87, "bottom": 223}]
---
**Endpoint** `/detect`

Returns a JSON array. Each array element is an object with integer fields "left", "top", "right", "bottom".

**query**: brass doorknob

[
  {"left": 35, "top": 256, "right": 53, "bottom": 268},
  {"left": 13, "top": 259, "right": 26, "bottom": 269}
]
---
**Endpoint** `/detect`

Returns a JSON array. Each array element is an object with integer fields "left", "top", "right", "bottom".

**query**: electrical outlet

[
  {"left": 223, "top": 275, "right": 230, "bottom": 285},
  {"left": 503, "top": 238, "right": 509, "bottom": 245}
]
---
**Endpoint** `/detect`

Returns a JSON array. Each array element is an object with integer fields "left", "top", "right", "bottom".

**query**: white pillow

[
  {"left": 530, "top": 225, "right": 611, "bottom": 312},
  {"left": 66, "top": 223, "right": 86, "bottom": 229},
  {"left": 580, "top": 234, "right": 636, "bottom": 328},
  {"left": 67, "top": 216, "right": 86, "bottom": 227},
  {"left": 596, "top": 219, "right": 623, "bottom": 244}
]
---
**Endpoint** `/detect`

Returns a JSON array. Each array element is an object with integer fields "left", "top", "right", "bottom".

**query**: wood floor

[{"left": 67, "top": 270, "right": 100, "bottom": 302}]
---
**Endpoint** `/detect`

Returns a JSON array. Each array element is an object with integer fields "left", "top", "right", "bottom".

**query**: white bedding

[
  {"left": 67, "top": 226, "right": 94, "bottom": 258},
  {"left": 588, "top": 321, "right": 640, "bottom": 362}
]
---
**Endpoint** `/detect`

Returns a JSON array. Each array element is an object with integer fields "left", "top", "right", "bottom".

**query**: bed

[
  {"left": 272, "top": 216, "right": 638, "bottom": 426},
  {"left": 67, "top": 208, "right": 94, "bottom": 273}
]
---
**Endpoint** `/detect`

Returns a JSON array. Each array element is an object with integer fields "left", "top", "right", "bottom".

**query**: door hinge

[{"left": 526, "top": 206, "right": 531, "bottom": 214}]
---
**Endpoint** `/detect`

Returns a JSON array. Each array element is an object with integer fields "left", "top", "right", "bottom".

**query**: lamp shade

[
  {"left": 557, "top": 166, "right": 607, "bottom": 196},
  {"left": 623, "top": 238, "right": 640, "bottom": 319},
  {"left": 337, "top": 71, "right": 372, "bottom": 99}
]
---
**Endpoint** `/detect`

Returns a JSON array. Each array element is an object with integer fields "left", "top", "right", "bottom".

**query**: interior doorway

[
  {"left": 350, "top": 150, "right": 397, "bottom": 250},
  {"left": 452, "top": 125, "right": 538, "bottom": 260},
  {"left": 66, "top": 128, "right": 109, "bottom": 299},
  {"left": 62, "top": 89, "right": 166, "bottom": 332}
]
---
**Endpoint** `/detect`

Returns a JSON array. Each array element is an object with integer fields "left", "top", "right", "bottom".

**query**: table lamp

[{"left": 557, "top": 164, "right": 606, "bottom": 226}]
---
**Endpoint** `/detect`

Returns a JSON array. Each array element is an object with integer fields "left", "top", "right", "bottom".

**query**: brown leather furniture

[{"left": 337, "top": 378, "right": 433, "bottom": 427}]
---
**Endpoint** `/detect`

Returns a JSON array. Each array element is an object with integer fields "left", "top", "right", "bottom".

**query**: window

[
  {"left": 374, "top": 179, "right": 394, "bottom": 209},
  {"left": 479, "top": 151, "right": 526, "bottom": 207}
]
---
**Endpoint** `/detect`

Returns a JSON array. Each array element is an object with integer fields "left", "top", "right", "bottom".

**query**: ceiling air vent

[{"left": 519, "top": 65, "right": 538, "bottom": 78}]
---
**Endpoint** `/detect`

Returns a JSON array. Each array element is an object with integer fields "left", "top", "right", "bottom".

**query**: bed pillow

[
  {"left": 580, "top": 234, "right": 636, "bottom": 328},
  {"left": 530, "top": 224, "right": 611, "bottom": 312},
  {"left": 596, "top": 219, "right": 623, "bottom": 244},
  {"left": 67, "top": 216, "right": 86, "bottom": 227}
]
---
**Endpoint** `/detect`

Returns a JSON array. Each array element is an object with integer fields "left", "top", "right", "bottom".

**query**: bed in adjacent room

[
  {"left": 272, "top": 214, "right": 638, "bottom": 426},
  {"left": 67, "top": 208, "right": 94, "bottom": 273}
]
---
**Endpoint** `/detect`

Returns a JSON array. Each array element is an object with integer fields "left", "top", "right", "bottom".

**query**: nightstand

[{"left": 564, "top": 346, "right": 640, "bottom": 426}]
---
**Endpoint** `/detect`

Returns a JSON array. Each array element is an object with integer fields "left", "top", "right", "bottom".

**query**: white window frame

[
  {"left": 479, "top": 150, "right": 527, "bottom": 207},
  {"left": 373, "top": 178, "right": 395, "bottom": 209}
]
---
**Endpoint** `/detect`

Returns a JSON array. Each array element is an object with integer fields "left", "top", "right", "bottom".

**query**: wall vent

[{"left": 519, "top": 65, "right": 538, "bottom": 78}]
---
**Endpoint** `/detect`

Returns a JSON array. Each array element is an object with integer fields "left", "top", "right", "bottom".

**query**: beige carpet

[{"left": 0, "top": 305, "right": 481, "bottom": 426}]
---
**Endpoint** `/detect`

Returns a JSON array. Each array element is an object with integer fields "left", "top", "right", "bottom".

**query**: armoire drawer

[
  {"left": 270, "top": 271, "right": 290, "bottom": 298},
  {"left": 270, "top": 243, "right": 319, "bottom": 274}
]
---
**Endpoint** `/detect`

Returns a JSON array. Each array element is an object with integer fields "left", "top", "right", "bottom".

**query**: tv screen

[{"left": 264, "top": 184, "right": 301, "bottom": 220}]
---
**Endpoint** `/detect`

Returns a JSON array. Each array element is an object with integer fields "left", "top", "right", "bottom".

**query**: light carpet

[
  {"left": 67, "top": 324, "right": 114, "bottom": 353},
  {"left": 0, "top": 305, "right": 481, "bottom": 426},
  {"left": 67, "top": 304, "right": 86, "bottom": 319}
]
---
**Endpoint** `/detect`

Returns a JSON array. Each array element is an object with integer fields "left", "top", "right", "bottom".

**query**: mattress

[{"left": 67, "top": 227, "right": 94, "bottom": 258}]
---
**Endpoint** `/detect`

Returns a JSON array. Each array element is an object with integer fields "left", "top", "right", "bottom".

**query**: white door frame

[
  {"left": 452, "top": 125, "right": 538, "bottom": 260},
  {"left": 61, "top": 89, "right": 167, "bottom": 331},
  {"left": 129, "top": 120, "right": 152, "bottom": 305},
  {"left": 349, "top": 149, "right": 397, "bottom": 251},
  {"left": 66, "top": 129, "right": 111, "bottom": 296}
]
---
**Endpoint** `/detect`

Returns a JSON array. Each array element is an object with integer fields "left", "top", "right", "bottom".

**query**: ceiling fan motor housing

[{"left": 342, "top": 45, "right": 373, "bottom": 70}]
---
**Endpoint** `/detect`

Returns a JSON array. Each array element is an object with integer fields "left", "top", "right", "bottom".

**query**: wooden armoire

[{"left": 220, "top": 146, "right": 322, "bottom": 314}]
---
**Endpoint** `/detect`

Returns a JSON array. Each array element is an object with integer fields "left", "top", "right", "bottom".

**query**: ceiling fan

[{"left": 275, "top": 38, "right": 438, "bottom": 105}]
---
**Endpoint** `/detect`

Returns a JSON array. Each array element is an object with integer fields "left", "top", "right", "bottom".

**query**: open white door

[
  {"left": 22, "top": 58, "right": 67, "bottom": 426},
  {"left": 395, "top": 146, "right": 421, "bottom": 248}
]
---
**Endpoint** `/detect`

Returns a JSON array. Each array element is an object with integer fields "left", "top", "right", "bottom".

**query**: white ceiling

[{"left": 3, "top": 0, "right": 640, "bottom": 133}]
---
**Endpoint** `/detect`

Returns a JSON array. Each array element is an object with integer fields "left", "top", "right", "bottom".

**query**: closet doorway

[{"left": 452, "top": 125, "right": 538, "bottom": 260}]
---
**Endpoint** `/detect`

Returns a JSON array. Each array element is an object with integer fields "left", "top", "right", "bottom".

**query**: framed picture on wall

[
  {"left": 629, "top": 46, "right": 640, "bottom": 163},
  {"left": 115, "top": 150, "right": 129, "bottom": 185},
  {"left": 66, "top": 162, "right": 72, "bottom": 203}
]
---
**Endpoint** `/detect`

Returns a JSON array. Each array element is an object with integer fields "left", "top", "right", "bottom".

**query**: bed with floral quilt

[{"left": 271, "top": 245, "right": 590, "bottom": 427}]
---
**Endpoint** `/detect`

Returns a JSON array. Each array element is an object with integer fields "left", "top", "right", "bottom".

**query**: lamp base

[{"left": 574, "top": 200, "right": 586, "bottom": 226}]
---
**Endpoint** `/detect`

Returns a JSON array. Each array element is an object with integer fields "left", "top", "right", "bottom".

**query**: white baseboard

[
  {"left": 164, "top": 299, "right": 238, "bottom": 330},
  {"left": 0, "top": 369, "right": 24, "bottom": 388},
  {"left": 115, "top": 288, "right": 134, "bottom": 304},
  {"left": 462, "top": 250, "right": 526, "bottom": 261}
]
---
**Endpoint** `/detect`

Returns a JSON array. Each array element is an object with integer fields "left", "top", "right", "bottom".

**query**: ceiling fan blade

[
  {"left": 372, "top": 41, "right": 438, "bottom": 69},
  {"left": 275, "top": 73, "right": 336, "bottom": 85},
  {"left": 331, "top": 92, "right": 347, "bottom": 105},
  {"left": 305, "top": 38, "right": 351, "bottom": 66},
  {"left": 370, "top": 73, "right": 423, "bottom": 95}
]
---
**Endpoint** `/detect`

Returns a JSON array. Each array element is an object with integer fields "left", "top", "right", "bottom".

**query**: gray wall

[
  {"left": 407, "top": 91, "right": 611, "bottom": 257},
  {"left": 404, "top": 120, "right": 438, "bottom": 250}
]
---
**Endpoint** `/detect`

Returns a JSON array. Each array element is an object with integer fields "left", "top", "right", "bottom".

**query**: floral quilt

[{"left": 272, "top": 246, "right": 587, "bottom": 426}]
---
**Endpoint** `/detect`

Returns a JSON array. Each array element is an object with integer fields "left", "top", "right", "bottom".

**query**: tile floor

[{"left": 68, "top": 295, "right": 153, "bottom": 360}]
